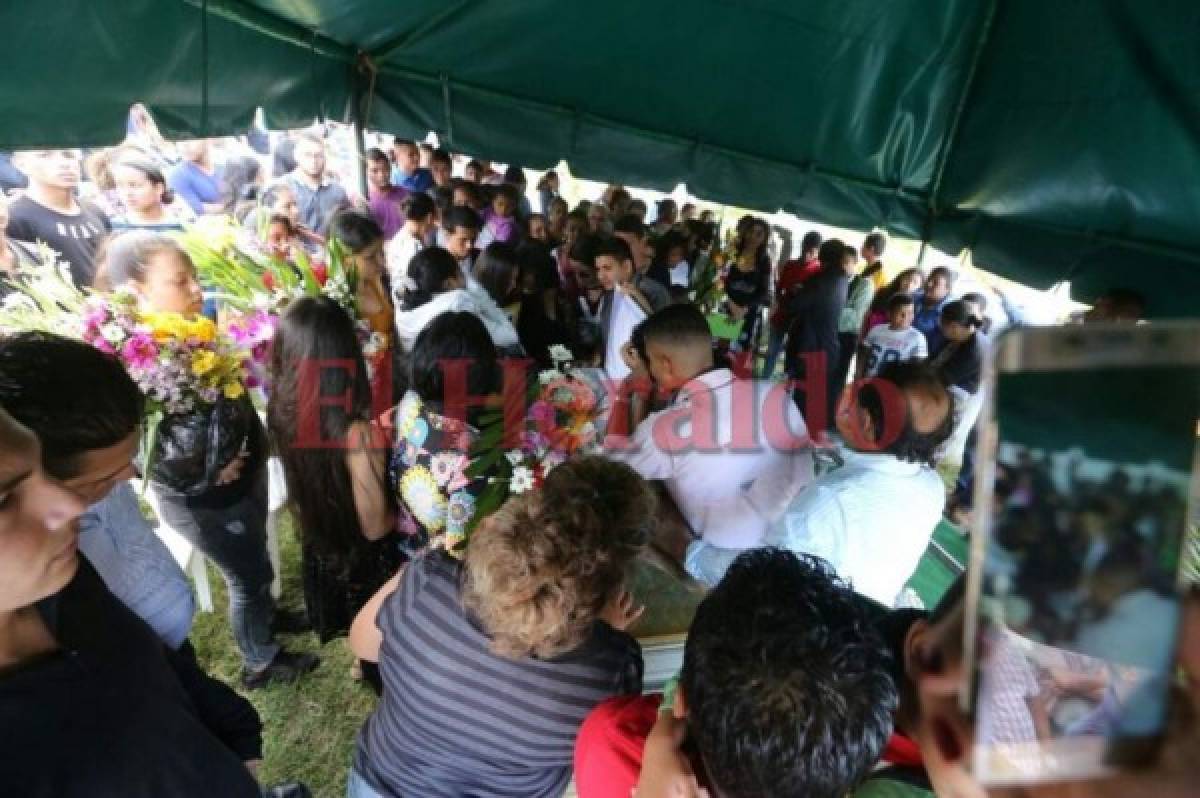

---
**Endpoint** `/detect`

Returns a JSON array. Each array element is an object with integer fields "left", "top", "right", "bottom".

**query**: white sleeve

[
  {"left": 602, "top": 410, "right": 677, "bottom": 480},
  {"left": 912, "top": 330, "right": 928, "bottom": 359},
  {"left": 765, "top": 485, "right": 848, "bottom": 571},
  {"left": 462, "top": 289, "right": 521, "bottom": 349}
]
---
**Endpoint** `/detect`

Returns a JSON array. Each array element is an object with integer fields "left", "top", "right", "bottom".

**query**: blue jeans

[
  {"left": 761, "top": 328, "right": 787, "bottom": 378},
  {"left": 346, "top": 768, "right": 386, "bottom": 798},
  {"left": 154, "top": 465, "right": 279, "bottom": 670}
]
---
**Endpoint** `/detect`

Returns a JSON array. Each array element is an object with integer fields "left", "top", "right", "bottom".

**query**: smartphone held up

[{"left": 962, "top": 322, "right": 1200, "bottom": 786}]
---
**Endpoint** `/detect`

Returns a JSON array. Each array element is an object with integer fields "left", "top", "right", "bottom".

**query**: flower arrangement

[
  {"left": 464, "top": 345, "right": 601, "bottom": 533},
  {"left": 83, "top": 295, "right": 248, "bottom": 413},
  {"left": 0, "top": 253, "right": 254, "bottom": 486},
  {"left": 177, "top": 217, "right": 387, "bottom": 388}
]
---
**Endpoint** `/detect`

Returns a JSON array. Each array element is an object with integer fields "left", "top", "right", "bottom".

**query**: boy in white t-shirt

[
  {"left": 592, "top": 236, "right": 654, "bottom": 381},
  {"left": 857, "top": 292, "right": 927, "bottom": 378}
]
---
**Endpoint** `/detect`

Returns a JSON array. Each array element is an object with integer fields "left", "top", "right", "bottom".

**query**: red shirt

[
  {"left": 573, "top": 694, "right": 925, "bottom": 798},
  {"left": 770, "top": 257, "right": 822, "bottom": 330}
]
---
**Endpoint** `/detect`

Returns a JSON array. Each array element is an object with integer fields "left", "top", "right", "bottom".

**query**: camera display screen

[{"left": 972, "top": 365, "right": 1198, "bottom": 783}]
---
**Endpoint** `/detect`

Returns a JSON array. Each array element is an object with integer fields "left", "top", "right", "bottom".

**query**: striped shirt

[{"left": 354, "top": 549, "right": 643, "bottom": 797}]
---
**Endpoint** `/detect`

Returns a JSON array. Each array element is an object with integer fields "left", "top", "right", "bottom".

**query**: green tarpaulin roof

[{"left": 3, "top": 1, "right": 1199, "bottom": 315}]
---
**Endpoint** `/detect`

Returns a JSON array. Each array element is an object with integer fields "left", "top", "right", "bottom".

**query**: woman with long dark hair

[
  {"left": 724, "top": 216, "right": 772, "bottom": 354},
  {"left": 267, "top": 297, "right": 402, "bottom": 685}
]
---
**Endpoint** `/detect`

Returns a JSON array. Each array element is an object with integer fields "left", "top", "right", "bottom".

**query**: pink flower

[
  {"left": 121, "top": 334, "right": 158, "bottom": 369},
  {"left": 92, "top": 339, "right": 115, "bottom": 355},
  {"left": 528, "top": 400, "right": 556, "bottom": 424}
]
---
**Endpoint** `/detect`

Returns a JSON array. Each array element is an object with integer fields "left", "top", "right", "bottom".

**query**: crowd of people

[{"left": 0, "top": 112, "right": 1187, "bottom": 798}]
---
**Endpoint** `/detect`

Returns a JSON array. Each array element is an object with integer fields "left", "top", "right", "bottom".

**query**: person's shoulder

[{"left": 5, "top": 193, "right": 40, "bottom": 219}]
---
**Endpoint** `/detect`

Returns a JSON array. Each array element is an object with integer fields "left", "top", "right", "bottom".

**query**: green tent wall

[{"left": 2, "top": 0, "right": 1198, "bottom": 314}]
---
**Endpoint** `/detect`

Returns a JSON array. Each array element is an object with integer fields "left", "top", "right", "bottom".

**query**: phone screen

[{"left": 970, "top": 363, "right": 1198, "bottom": 784}]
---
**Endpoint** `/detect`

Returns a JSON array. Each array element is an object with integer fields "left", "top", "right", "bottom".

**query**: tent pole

[
  {"left": 351, "top": 65, "right": 368, "bottom": 199},
  {"left": 917, "top": 239, "right": 929, "bottom": 267}
]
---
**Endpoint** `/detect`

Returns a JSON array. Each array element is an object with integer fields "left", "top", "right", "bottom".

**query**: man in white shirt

[
  {"left": 604, "top": 304, "right": 814, "bottom": 584},
  {"left": 858, "top": 292, "right": 928, "bottom": 378},
  {"left": 591, "top": 236, "right": 654, "bottom": 381},
  {"left": 767, "top": 359, "right": 954, "bottom": 605}
]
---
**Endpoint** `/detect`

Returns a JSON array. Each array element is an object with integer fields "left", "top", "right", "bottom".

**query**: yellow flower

[
  {"left": 191, "top": 350, "right": 218, "bottom": 376},
  {"left": 187, "top": 317, "right": 216, "bottom": 343},
  {"left": 223, "top": 381, "right": 245, "bottom": 400},
  {"left": 143, "top": 312, "right": 187, "bottom": 342}
]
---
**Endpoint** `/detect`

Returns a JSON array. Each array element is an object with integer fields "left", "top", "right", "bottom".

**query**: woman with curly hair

[{"left": 348, "top": 457, "right": 655, "bottom": 798}]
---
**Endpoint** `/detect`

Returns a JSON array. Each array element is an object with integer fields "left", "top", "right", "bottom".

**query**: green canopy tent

[{"left": 3, "top": 0, "right": 1199, "bottom": 315}]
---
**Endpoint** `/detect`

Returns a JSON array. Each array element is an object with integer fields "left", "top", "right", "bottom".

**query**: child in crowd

[
  {"left": 857, "top": 292, "right": 928, "bottom": 379},
  {"left": 604, "top": 303, "right": 813, "bottom": 585},
  {"left": 861, "top": 267, "right": 925, "bottom": 337},
  {"left": 659, "top": 230, "right": 691, "bottom": 288},
  {"left": 913, "top": 266, "right": 955, "bottom": 352},
  {"left": 574, "top": 549, "right": 897, "bottom": 798},
  {"left": 480, "top": 182, "right": 521, "bottom": 246},
  {"left": 262, "top": 213, "right": 303, "bottom": 262},
  {"left": 348, "top": 457, "right": 653, "bottom": 798},
  {"left": 97, "top": 231, "right": 316, "bottom": 688},
  {"left": 258, "top": 182, "right": 324, "bottom": 253},
  {"left": 428, "top": 147, "right": 453, "bottom": 189},
  {"left": 384, "top": 192, "right": 436, "bottom": 296},
  {"left": 527, "top": 211, "right": 549, "bottom": 243}
]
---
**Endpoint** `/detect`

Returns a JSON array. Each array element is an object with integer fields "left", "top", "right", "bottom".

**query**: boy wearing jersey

[{"left": 858, "top": 293, "right": 927, "bottom": 378}]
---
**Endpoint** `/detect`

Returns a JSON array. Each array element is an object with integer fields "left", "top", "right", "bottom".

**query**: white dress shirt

[
  {"left": 605, "top": 368, "right": 814, "bottom": 549},
  {"left": 766, "top": 448, "right": 945, "bottom": 606}
]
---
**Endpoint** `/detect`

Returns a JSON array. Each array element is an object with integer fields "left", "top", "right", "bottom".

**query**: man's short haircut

[
  {"left": 364, "top": 147, "right": 390, "bottom": 167},
  {"left": 442, "top": 205, "right": 482, "bottom": 234},
  {"left": 402, "top": 191, "right": 436, "bottom": 221},
  {"left": 818, "top": 238, "right": 845, "bottom": 271},
  {"left": 858, "top": 359, "right": 954, "bottom": 466},
  {"left": 392, "top": 137, "right": 417, "bottom": 153},
  {"left": 681, "top": 549, "right": 897, "bottom": 798},
  {"left": 887, "top": 292, "right": 916, "bottom": 312},
  {"left": 0, "top": 332, "right": 144, "bottom": 479},
  {"left": 589, "top": 235, "right": 633, "bottom": 266},
  {"left": 569, "top": 233, "right": 602, "bottom": 266},
  {"left": 928, "top": 265, "right": 955, "bottom": 285},
  {"left": 612, "top": 213, "right": 646, "bottom": 238},
  {"left": 430, "top": 148, "right": 452, "bottom": 166},
  {"left": 634, "top": 303, "right": 711, "bottom": 351},
  {"left": 801, "top": 230, "right": 823, "bottom": 254},
  {"left": 864, "top": 232, "right": 888, "bottom": 256}
]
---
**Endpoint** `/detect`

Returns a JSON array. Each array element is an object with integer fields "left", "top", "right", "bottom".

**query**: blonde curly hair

[{"left": 463, "top": 457, "right": 656, "bottom": 659}]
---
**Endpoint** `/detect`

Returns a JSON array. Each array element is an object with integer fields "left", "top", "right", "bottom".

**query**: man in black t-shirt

[{"left": 7, "top": 149, "right": 109, "bottom": 286}]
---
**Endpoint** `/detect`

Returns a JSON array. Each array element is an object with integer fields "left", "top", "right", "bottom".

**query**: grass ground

[{"left": 189, "top": 518, "right": 374, "bottom": 798}]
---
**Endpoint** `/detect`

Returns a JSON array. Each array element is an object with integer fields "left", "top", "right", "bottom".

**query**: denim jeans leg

[
  {"left": 154, "top": 468, "right": 279, "bottom": 669},
  {"left": 761, "top": 328, "right": 786, "bottom": 378}
]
